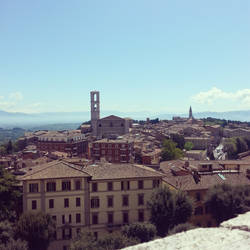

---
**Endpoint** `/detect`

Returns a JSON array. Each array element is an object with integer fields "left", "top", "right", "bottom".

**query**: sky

[{"left": 0, "top": 0, "right": 249, "bottom": 114}]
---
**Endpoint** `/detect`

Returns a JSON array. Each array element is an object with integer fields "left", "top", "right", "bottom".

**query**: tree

[
  {"left": 121, "top": 222, "right": 157, "bottom": 243},
  {"left": 223, "top": 138, "right": 237, "bottom": 159},
  {"left": 70, "top": 231, "right": 97, "bottom": 250},
  {"left": 70, "top": 231, "right": 139, "bottom": 250},
  {"left": 16, "top": 212, "right": 56, "bottom": 250},
  {"left": 147, "top": 186, "right": 193, "bottom": 236},
  {"left": 236, "top": 137, "right": 248, "bottom": 154},
  {"left": 0, "top": 221, "right": 28, "bottom": 250},
  {"left": 6, "top": 140, "right": 13, "bottom": 155},
  {"left": 170, "top": 134, "right": 185, "bottom": 149},
  {"left": 205, "top": 184, "right": 250, "bottom": 224},
  {"left": 0, "top": 146, "right": 6, "bottom": 156},
  {"left": 184, "top": 142, "right": 194, "bottom": 151},
  {"left": 0, "top": 165, "right": 22, "bottom": 221},
  {"left": 161, "top": 139, "right": 184, "bottom": 161}
]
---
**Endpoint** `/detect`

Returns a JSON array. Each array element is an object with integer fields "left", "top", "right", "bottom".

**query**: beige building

[{"left": 20, "top": 160, "right": 163, "bottom": 250}]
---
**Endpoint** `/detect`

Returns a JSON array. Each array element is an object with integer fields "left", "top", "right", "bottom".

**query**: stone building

[{"left": 90, "top": 91, "right": 130, "bottom": 138}]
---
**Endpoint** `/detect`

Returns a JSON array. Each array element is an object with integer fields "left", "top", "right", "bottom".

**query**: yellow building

[{"left": 20, "top": 160, "right": 163, "bottom": 250}]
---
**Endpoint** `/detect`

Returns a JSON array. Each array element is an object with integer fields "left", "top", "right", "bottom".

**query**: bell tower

[{"left": 90, "top": 91, "right": 100, "bottom": 136}]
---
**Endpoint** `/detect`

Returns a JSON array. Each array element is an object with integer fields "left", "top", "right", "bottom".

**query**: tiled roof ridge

[
  {"left": 22, "top": 160, "right": 61, "bottom": 178},
  {"left": 60, "top": 160, "right": 90, "bottom": 176}
]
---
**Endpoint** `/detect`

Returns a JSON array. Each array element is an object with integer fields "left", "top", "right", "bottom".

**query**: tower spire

[{"left": 189, "top": 106, "right": 193, "bottom": 119}]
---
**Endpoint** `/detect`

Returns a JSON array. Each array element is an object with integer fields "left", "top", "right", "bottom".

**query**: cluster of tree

[
  {"left": 202, "top": 117, "right": 228, "bottom": 127},
  {"left": 205, "top": 183, "right": 250, "bottom": 224},
  {"left": 0, "top": 128, "right": 25, "bottom": 145},
  {"left": 70, "top": 223, "right": 157, "bottom": 250},
  {"left": 0, "top": 140, "right": 19, "bottom": 156},
  {"left": 0, "top": 164, "right": 56, "bottom": 250},
  {"left": 147, "top": 187, "right": 193, "bottom": 236},
  {"left": 169, "top": 134, "right": 193, "bottom": 153},
  {"left": 223, "top": 137, "right": 250, "bottom": 159},
  {"left": 0, "top": 212, "right": 56, "bottom": 250},
  {"left": 0, "top": 165, "right": 22, "bottom": 221},
  {"left": 202, "top": 117, "right": 250, "bottom": 128},
  {"left": 161, "top": 139, "right": 184, "bottom": 161}
]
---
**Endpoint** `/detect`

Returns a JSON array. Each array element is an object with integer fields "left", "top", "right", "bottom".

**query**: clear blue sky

[{"left": 0, "top": 0, "right": 249, "bottom": 114}]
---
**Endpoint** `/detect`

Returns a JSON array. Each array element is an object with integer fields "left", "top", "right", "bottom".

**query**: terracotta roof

[
  {"left": 160, "top": 161, "right": 250, "bottom": 191},
  {"left": 19, "top": 160, "right": 90, "bottom": 180},
  {"left": 82, "top": 163, "right": 163, "bottom": 180}
]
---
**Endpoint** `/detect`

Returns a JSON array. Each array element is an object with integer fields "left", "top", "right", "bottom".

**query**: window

[
  {"left": 91, "top": 197, "right": 100, "bottom": 208},
  {"left": 153, "top": 179, "right": 160, "bottom": 188},
  {"left": 76, "top": 197, "right": 81, "bottom": 207},
  {"left": 99, "top": 123, "right": 102, "bottom": 127},
  {"left": 107, "top": 196, "right": 113, "bottom": 208},
  {"left": 49, "top": 199, "right": 54, "bottom": 209},
  {"left": 29, "top": 183, "right": 38, "bottom": 193},
  {"left": 138, "top": 180, "right": 144, "bottom": 189},
  {"left": 47, "top": 182, "right": 56, "bottom": 192},
  {"left": 121, "top": 123, "right": 124, "bottom": 127},
  {"left": 92, "top": 213, "right": 98, "bottom": 224},
  {"left": 107, "top": 212, "right": 113, "bottom": 224},
  {"left": 123, "top": 211, "right": 129, "bottom": 224},
  {"left": 92, "top": 182, "right": 98, "bottom": 192},
  {"left": 110, "top": 122, "right": 113, "bottom": 127},
  {"left": 64, "top": 198, "right": 69, "bottom": 208},
  {"left": 62, "top": 228, "right": 72, "bottom": 240},
  {"left": 94, "top": 232, "right": 98, "bottom": 239},
  {"left": 32, "top": 200, "right": 37, "bottom": 210},
  {"left": 69, "top": 214, "right": 72, "bottom": 223},
  {"left": 121, "top": 181, "right": 130, "bottom": 191},
  {"left": 62, "top": 215, "right": 65, "bottom": 224},
  {"left": 138, "top": 194, "right": 144, "bottom": 206},
  {"left": 138, "top": 210, "right": 144, "bottom": 222},
  {"left": 196, "top": 192, "right": 201, "bottom": 201},
  {"left": 75, "top": 180, "right": 81, "bottom": 190},
  {"left": 107, "top": 182, "right": 113, "bottom": 191},
  {"left": 76, "top": 213, "right": 81, "bottom": 223},
  {"left": 122, "top": 195, "right": 129, "bottom": 206},
  {"left": 62, "top": 181, "right": 71, "bottom": 191},
  {"left": 52, "top": 215, "right": 57, "bottom": 222},
  {"left": 194, "top": 206, "right": 203, "bottom": 215}
]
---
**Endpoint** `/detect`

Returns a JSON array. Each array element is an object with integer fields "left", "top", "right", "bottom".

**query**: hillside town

[{"left": 1, "top": 91, "right": 250, "bottom": 250}]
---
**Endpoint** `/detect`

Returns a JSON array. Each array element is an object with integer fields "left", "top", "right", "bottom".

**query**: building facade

[
  {"left": 37, "top": 131, "right": 88, "bottom": 157},
  {"left": 20, "top": 160, "right": 163, "bottom": 250},
  {"left": 90, "top": 139, "right": 134, "bottom": 163}
]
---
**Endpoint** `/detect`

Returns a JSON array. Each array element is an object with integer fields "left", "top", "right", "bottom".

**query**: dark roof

[
  {"left": 19, "top": 160, "right": 90, "bottom": 181},
  {"left": 19, "top": 160, "right": 162, "bottom": 181},
  {"left": 82, "top": 163, "right": 163, "bottom": 180}
]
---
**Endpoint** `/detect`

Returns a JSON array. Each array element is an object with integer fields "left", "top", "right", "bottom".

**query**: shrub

[{"left": 122, "top": 222, "right": 157, "bottom": 243}]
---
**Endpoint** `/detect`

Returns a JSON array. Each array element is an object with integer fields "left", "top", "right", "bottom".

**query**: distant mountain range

[{"left": 0, "top": 109, "right": 250, "bottom": 129}]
